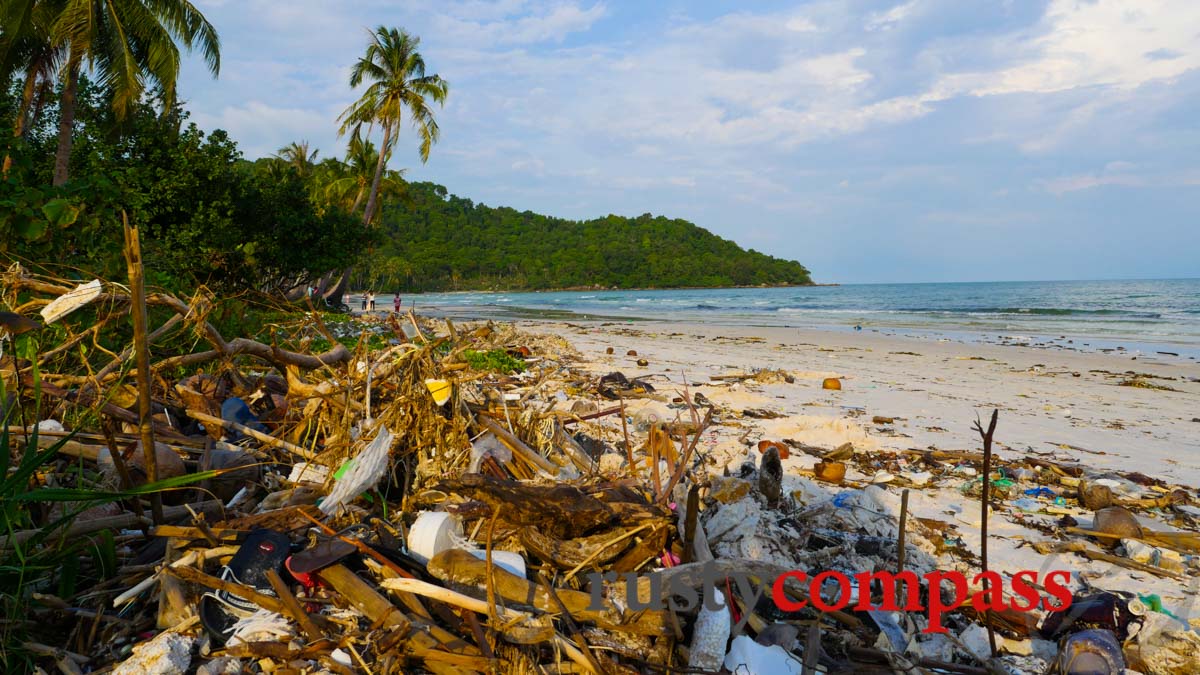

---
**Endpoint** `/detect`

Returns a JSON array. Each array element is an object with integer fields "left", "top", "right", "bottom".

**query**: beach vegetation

[{"left": 461, "top": 348, "right": 527, "bottom": 374}]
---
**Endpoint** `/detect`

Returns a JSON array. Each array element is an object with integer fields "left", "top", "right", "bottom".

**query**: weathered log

[{"left": 435, "top": 474, "right": 614, "bottom": 537}]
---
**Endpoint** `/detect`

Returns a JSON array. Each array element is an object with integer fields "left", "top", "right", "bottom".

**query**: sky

[{"left": 179, "top": 0, "right": 1200, "bottom": 284}]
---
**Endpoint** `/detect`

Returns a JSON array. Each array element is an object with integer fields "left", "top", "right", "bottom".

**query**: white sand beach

[{"left": 512, "top": 319, "right": 1200, "bottom": 630}]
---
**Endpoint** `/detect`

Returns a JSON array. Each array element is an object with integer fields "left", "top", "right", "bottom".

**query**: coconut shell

[
  {"left": 813, "top": 460, "right": 846, "bottom": 484},
  {"left": 1079, "top": 482, "right": 1114, "bottom": 510},
  {"left": 1093, "top": 506, "right": 1143, "bottom": 539}
]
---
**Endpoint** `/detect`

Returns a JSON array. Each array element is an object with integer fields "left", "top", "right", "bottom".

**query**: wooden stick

[
  {"left": 187, "top": 409, "right": 316, "bottom": 460},
  {"left": 897, "top": 488, "right": 910, "bottom": 573},
  {"left": 619, "top": 396, "right": 634, "bottom": 477},
  {"left": 538, "top": 571, "right": 604, "bottom": 675},
  {"left": 170, "top": 564, "right": 287, "bottom": 615},
  {"left": 659, "top": 407, "right": 712, "bottom": 504},
  {"left": 802, "top": 621, "right": 821, "bottom": 675},
  {"left": 318, "top": 563, "right": 409, "bottom": 629},
  {"left": 973, "top": 409, "right": 999, "bottom": 658},
  {"left": 123, "top": 215, "right": 162, "bottom": 525},
  {"left": 427, "top": 549, "right": 669, "bottom": 636},
  {"left": 266, "top": 568, "right": 323, "bottom": 642}
]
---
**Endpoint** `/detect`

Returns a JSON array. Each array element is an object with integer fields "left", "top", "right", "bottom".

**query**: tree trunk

[
  {"left": 326, "top": 122, "right": 392, "bottom": 308},
  {"left": 326, "top": 266, "right": 354, "bottom": 307},
  {"left": 361, "top": 121, "right": 392, "bottom": 226},
  {"left": 2, "top": 63, "right": 41, "bottom": 177},
  {"left": 53, "top": 61, "right": 80, "bottom": 187}
]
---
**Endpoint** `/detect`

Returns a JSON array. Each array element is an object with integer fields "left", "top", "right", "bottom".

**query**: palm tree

[
  {"left": 321, "top": 130, "right": 405, "bottom": 217},
  {"left": 274, "top": 140, "right": 318, "bottom": 179},
  {"left": 0, "top": 0, "right": 64, "bottom": 177},
  {"left": 47, "top": 0, "right": 221, "bottom": 185},
  {"left": 327, "top": 26, "right": 447, "bottom": 304}
]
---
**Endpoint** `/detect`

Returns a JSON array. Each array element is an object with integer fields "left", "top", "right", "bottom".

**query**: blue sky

[{"left": 181, "top": 0, "right": 1200, "bottom": 284}]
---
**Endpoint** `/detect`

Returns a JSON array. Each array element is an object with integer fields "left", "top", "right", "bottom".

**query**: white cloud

[
  {"left": 1041, "top": 168, "right": 1200, "bottom": 196},
  {"left": 865, "top": 1, "right": 918, "bottom": 32},
  {"left": 934, "top": 0, "right": 1200, "bottom": 98},
  {"left": 191, "top": 102, "right": 333, "bottom": 158},
  {"left": 432, "top": 1, "right": 605, "bottom": 46}
]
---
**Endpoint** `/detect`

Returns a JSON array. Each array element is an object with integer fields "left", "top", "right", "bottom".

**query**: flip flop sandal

[
  {"left": 200, "top": 528, "right": 293, "bottom": 645},
  {"left": 286, "top": 537, "right": 358, "bottom": 589}
]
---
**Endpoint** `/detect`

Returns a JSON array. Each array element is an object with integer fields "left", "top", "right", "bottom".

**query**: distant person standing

[
  {"left": 393, "top": 293, "right": 401, "bottom": 313},
  {"left": 360, "top": 292, "right": 367, "bottom": 312},
  {"left": 368, "top": 291, "right": 376, "bottom": 312}
]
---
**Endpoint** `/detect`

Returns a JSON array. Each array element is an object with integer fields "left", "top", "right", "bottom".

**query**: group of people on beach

[{"left": 360, "top": 291, "right": 402, "bottom": 313}]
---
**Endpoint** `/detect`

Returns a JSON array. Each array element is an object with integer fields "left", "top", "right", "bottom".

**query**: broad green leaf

[
  {"left": 41, "top": 199, "right": 80, "bottom": 227},
  {"left": 14, "top": 218, "right": 47, "bottom": 241}
]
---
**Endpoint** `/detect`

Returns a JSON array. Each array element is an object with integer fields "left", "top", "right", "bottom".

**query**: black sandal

[{"left": 199, "top": 528, "right": 293, "bottom": 645}]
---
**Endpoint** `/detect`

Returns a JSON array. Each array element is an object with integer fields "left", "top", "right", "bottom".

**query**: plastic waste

[
  {"left": 1010, "top": 467, "right": 1036, "bottom": 482},
  {"left": 220, "top": 397, "right": 267, "bottom": 440},
  {"left": 689, "top": 589, "right": 731, "bottom": 671},
  {"left": 467, "top": 549, "right": 526, "bottom": 578},
  {"left": 832, "top": 491, "right": 857, "bottom": 508},
  {"left": 1040, "top": 592, "right": 1139, "bottom": 640},
  {"left": 1013, "top": 497, "right": 1041, "bottom": 513},
  {"left": 319, "top": 425, "right": 395, "bottom": 514},
  {"left": 469, "top": 432, "right": 513, "bottom": 473},
  {"left": 1052, "top": 629, "right": 1125, "bottom": 675},
  {"left": 40, "top": 279, "right": 102, "bottom": 325},
  {"left": 723, "top": 634, "right": 803, "bottom": 674},
  {"left": 903, "top": 470, "right": 932, "bottom": 486},
  {"left": 111, "top": 631, "right": 194, "bottom": 675},
  {"left": 287, "top": 461, "right": 330, "bottom": 484},
  {"left": 407, "top": 512, "right": 464, "bottom": 566},
  {"left": 424, "top": 378, "right": 452, "bottom": 406},
  {"left": 1024, "top": 487, "right": 1058, "bottom": 499},
  {"left": 1125, "top": 608, "right": 1200, "bottom": 673}
]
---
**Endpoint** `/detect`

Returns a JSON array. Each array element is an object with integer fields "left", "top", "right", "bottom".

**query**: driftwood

[
  {"left": 435, "top": 474, "right": 614, "bottom": 537},
  {"left": 5, "top": 271, "right": 351, "bottom": 372},
  {"left": 519, "top": 524, "right": 639, "bottom": 570},
  {"left": 426, "top": 549, "right": 669, "bottom": 636},
  {"left": 1032, "top": 540, "right": 1184, "bottom": 580},
  {"left": 0, "top": 500, "right": 223, "bottom": 549}
]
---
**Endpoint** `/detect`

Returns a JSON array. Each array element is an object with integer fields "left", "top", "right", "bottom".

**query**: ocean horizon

[{"left": 383, "top": 278, "right": 1200, "bottom": 359}]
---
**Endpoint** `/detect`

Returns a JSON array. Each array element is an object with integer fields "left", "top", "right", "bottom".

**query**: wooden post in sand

[
  {"left": 973, "top": 409, "right": 999, "bottom": 658},
  {"left": 123, "top": 214, "right": 163, "bottom": 525}
]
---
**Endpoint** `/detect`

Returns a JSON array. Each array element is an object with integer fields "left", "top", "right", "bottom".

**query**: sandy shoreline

[
  {"left": 525, "top": 320, "right": 1200, "bottom": 483},
  {"left": 497, "top": 318, "right": 1200, "bottom": 627}
]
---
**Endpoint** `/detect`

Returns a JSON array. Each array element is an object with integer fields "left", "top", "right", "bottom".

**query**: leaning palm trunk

[
  {"left": 326, "top": 121, "right": 392, "bottom": 307},
  {"left": 2, "top": 64, "right": 40, "bottom": 177},
  {"left": 53, "top": 61, "right": 80, "bottom": 186}
]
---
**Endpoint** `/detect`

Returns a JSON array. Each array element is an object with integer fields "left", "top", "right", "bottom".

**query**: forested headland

[{"left": 358, "top": 181, "right": 813, "bottom": 292}]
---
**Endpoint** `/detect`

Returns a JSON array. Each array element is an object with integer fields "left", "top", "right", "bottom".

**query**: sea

[{"left": 387, "top": 279, "right": 1200, "bottom": 360}]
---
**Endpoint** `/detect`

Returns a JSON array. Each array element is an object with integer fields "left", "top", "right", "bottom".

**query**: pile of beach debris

[{"left": 3, "top": 262, "right": 1200, "bottom": 674}]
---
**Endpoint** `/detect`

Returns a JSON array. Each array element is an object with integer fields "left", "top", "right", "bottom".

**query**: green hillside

[{"left": 360, "top": 182, "right": 813, "bottom": 291}]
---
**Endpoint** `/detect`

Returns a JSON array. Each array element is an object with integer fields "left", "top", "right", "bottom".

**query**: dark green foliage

[
  {"left": 1, "top": 77, "right": 374, "bottom": 295},
  {"left": 461, "top": 349, "right": 526, "bottom": 373},
  {"left": 357, "top": 181, "right": 812, "bottom": 291}
]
